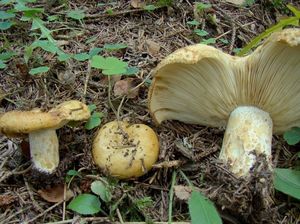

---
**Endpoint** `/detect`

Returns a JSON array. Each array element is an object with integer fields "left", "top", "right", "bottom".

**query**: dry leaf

[
  {"left": 131, "top": 0, "right": 145, "bottom": 8},
  {"left": 223, "top": 0, "right": 245, "bottom": 5},
  {"left": 38, "top": 184, "right": 74, "bottom": 203},
  {"left": 145, "top": 40, "right": 161, "bottom": 56},
  {"left": 0, "top": 194, "right": 16, "bottom": 206},
  {"left": 174, "top": 185, "right": 192, "bottom": 201},
  {"left": 113, "top": 78, "right": 139, "bottom": 99}
]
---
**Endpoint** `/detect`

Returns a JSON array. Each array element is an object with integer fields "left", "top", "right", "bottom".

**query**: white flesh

[
  {"left": 219, "top": 106, "right": 273, "bottom": 177},
  {"left": 29, "top": 129, "right": 59, "bottom": 173}
]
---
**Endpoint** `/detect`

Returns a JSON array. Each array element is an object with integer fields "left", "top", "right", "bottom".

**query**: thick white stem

[
  {"left": 29, "top": 129, "right": 59, "bottom": 173},
  {"left": 219, "top": 106, "right": 273, "bottom": 177}
]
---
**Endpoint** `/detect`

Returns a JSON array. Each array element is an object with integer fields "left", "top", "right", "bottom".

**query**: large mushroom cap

[
  {"left": 0, "top": 100, "right": 90, "bottom": 137},
  {"left": 148, "top": 28, "right": 300, "bottom": 133},
  {"left": 92, "top": 121, "right": 159, "bottom": 179}
]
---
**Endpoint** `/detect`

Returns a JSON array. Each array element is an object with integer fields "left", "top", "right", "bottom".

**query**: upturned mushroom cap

[
  {"left": 148, "top": 28, "right": 300, "bottom": 133},
  {"left": 0, "top": 100, "right": 90, "bottom": 137},
  {"left": 92, "top": 121, "right": 159, "bottom": 179}
]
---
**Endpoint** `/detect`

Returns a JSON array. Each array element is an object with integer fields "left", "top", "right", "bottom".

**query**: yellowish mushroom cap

[
  {"left": 148, "top": 28, "right": 300, "bottom": 133},
  {"left": 0, "top": 100, "right": 90, "bottom": 137},
  {"left": 92, "top": 121, "right": 159, "bottom": 179}
]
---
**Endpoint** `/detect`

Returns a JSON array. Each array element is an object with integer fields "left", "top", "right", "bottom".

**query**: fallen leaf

[
  {"left": 174, "top": 185, "right": 193, "bottom": 201},
  {"left": 113, "top": 78, "right": 139, "bottom": 98},
  {"left": 145, "top": 39, "right": 161, "bottom": 56},
  {"left": 38, "top": 184, "right": 74, "bottom": 203},
  {"left": 0, "top": 194, "right": 16, "bottom": 206},
  {"left": 223, "top": 0, "right": 246, "bottom": 5},
  {"left": 131, "top": 0, "right": 145, "bottom": 8}
]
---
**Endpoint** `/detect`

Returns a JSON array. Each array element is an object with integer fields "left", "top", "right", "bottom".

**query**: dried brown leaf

[
  {"left": 0, "top": 194, "right": 16, "bottom": 206},
  {"left": 145, "top": 39, "right": 161, "bottom": 56},
  {"left": 38, "top": 184, "right": 74, "bottom": 203},
  {"left": 174, "top": 185, "right": 192, "bottom": 201},
  {"left": 131, "top": 0, "right": 145, "bottom": 8},
  {"left": 113, "top": 78, "right": 139, "bottom": 99}
]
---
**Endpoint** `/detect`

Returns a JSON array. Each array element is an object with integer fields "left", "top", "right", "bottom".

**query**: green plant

[
  {"left": 284, "top": 127, "right": 300, "bottom": 145},
  {"left": 68, "top": 193, "right": 101, "bottom": 215},
  {"left": 85, "top": 104, "right": 103, "bottom": 130},
  {"left": 238, "top": 4, "right": 300, "bottom": 56}
]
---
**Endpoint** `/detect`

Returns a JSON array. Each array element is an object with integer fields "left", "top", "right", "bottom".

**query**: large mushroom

[
  {"left": 148, "top": 28, "right": 300, "bottom": 177},
  {"left": 0, "top": 100, "right": 90, "bottom": 173},
  {"left": 92, "top": 120, "right": 159, "bottom": 179}
]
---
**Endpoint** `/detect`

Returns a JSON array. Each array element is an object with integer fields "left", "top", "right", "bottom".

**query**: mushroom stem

[
  {"left": 219, "top": 106, "right": 273, "bottom": 177},
  {"left": 29, "top": 129, "right": 59, "bottom": 173}
]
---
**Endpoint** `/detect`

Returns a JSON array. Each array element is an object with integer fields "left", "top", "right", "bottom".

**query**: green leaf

[
  {"left": 24, "top": 45, "right": 34, "bottom": 63},
  {"left": 88, "top": 104, "right": 97, "bottom": 113},
  {"left": 0, "top": 21, "right": 12, "bottom": 30},
  {"left": 274, "top": 168, "right": 300, "bottom": 199},
  {"left": 67, "top": 169, "right": 81, "bottom": 177},
  {"left": 47, "top": 15, "right": 59, "bottom": 21},
  {"left": 283, "top": 127, "right": 300, "bottom": 145},
  {"left": 219, "top": 38, "right": 229, "bottom": 44},
  {"left": 0, "top": 60, "right": 6, "bottom": 69},
  {"left": 196, "top": 2, "right": 212, "bottom": 11},
  {"left": 103, "top": 43, "right": 127, "bottom": 51},
  {"left": 67, "top": 10, "right": 85, "bottom": 20},
  {"left": 124, "top": 66, "right": 139, "bottom": 75},
  {"left": 188, "top": 191, "right": 222, "bottom": 224},
  {"left": 57, "top": 53, "right": 72, "bottom": 62},
  {"left": 29, "top": 66, "right": 49, "bottom": 75},
  {"left": 85, "top": 111, "right": 102, "bottom": 130},
  {"left": 0, "top": 0, "right": 14, "bottom": 4},
  {"left": 287, "top": 4, "right": 300, "bottom": 17},
  {"left": 200, "top": 38, "right": 216, "bottom": 45},
  {"left": 106, "top": 8, "right": 113, "bottom": 15},
  {"left": 194, "top": 29, "right": 209, "bottom": 37},
  {"left": 237, "top": 16, "right": 299, "bottom": 56},
  {"left": 91, "top": 55, "right": 128, "bottom": 75},
  {"left": 187, "top": 20, "right": 200, "bottom": 26},
  {"left": 85, "top": 35, "right": 98, "bottom": 44},
  {"left": 143, "top": 5, "right": 156, "bottom": 11},
  {"left": 31, "top": 17, "right": 55, "bottom": 43},
  {"left": 0, "top": 51, "right": 16, "bottom": 60},
  {"left": 0, "top": 11, "right": 15, "bottom": 19},
  {"left": 89, "top": 47, "right": 103, "bottom": 57},
  {"left": 91, "top": 181, "right": 112, "bottom": 202},
  {"left": 73, "top": 53, "right": 90, "bottom": 61},
  {"left": 32, "top": 40, "right": 59, "bottom": 53},
  {"left": 68, "top": 194, "right": 101, "bottom": 215}
]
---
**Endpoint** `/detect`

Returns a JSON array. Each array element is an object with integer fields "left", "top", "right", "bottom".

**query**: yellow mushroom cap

[
  {"left": 0, "top": 100, "right": 90, "bottom": 137},
  {"left": 92, "top": 121, "right": 159, "bottom": 179}
]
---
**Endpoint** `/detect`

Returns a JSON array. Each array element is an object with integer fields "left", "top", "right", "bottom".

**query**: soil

[{"left": 0, "top": 0, "right": 299, "bottom": 223}]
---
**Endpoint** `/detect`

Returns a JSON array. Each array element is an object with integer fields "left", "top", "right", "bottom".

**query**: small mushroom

[
  {"left": 92, "top": 121, "right": 159, "bottom": 179},
  {"left": 0, "top": 100, "right": 90, "bottom": 173},
  {"left": 148, "top": 28, "right": 300, "bottom": 177}
]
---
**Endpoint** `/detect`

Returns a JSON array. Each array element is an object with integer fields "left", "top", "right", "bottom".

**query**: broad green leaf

[
  {"left": 68, "top": 194, "right": 101, "bottom": 215},
  {"left": 89, "top": 47, "right": 103, "bottom": 57},
  {"left": 103, "top": 43, "right": 127, "bottom": 51},
  {"left": 283, "top": 127, "right": 300, "bottom": 145},
  {"left": 85, "top": 112, "right": 102, "bottom": 130},
  {"left": 274, "top": 168, "right": 300, "bottom": 199},
  {"left": 0, "top": 11, "right": 15, "bottom": 19},
  {"left": 67, "top": 10, "right": 85, "bottom": 20},
  {"left": 188, "top": 191, "right": 222, "bottom": 224},
  {"left": 29, "top": 66, "right": 49, "bottom": 75},
  {"left": 237, "top": 16, "right": 299, "bottom": 56},
  {"left": 73, "top": 53, "right": 90, "bottom": 61},
  {"left": 91, "top": 181, "right": 112, "bottom": 202},
  {"left": 143, "top": 5, "right": 156, "bottom": 11},
  {"left": 0, "top": 60, "right": 6, "bottom": 69},
  {"left": 0, "top": 51, "right": 16, "bottom": 60},
  {"left": 91, "top": 55, "right": 128, "bottom": 75},
  {"left": 187, "top": 20, "right": 200, "bottom": 26},
  {"left": 200, "top": 38, "right": 216, "bottom": 45},
  {"left": 31, "top": 18, "right": 55, "bottom": 42},
  {"left": 32, "top": 40, "right": 59, "bottom": 53},
  {"left": 194, "top": 29, "right": 209, "bottom": 37},
  {"left": 57, "top": 53, "right": 72, "bottom": 62},
  {"left": 0, "top": 21, "right": 12, "bottom": 30}
]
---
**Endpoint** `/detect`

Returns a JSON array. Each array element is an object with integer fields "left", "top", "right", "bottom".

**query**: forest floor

[{"left": 0, "top": 0, "right": 299, "bottom": 223}]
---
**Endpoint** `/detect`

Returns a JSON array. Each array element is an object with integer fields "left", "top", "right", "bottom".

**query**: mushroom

[
  {"left": 148, "top": 28, "right": 300, "bottom": 177},
  {"left": 92, "top": 120, "right": 159, "bottom": 179},
  {"left": 0, "top": 100, "right": 90, "bottom": 173}
]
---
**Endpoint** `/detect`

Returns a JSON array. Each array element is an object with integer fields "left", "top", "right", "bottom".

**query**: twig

[
  {"left": 62, "top": 184, "right": 67, "bottom": 221},
  {"left": 27, "top": 201, "right": 63, "bottom": 223},
  {"left": 24, "top": 177, "right": 43, "bottom": 212},
  {"left": 83, "top": 60, "right": 92, "bottom": 103},
  {"left": 229, "top": 24, "right": 236, "bottom": 54},
  {"left": 116, "top": 208, "right": 124, "bottom": 224},
  {"left": 1, "top": 206, "right": 32, "bottom": 223}
]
